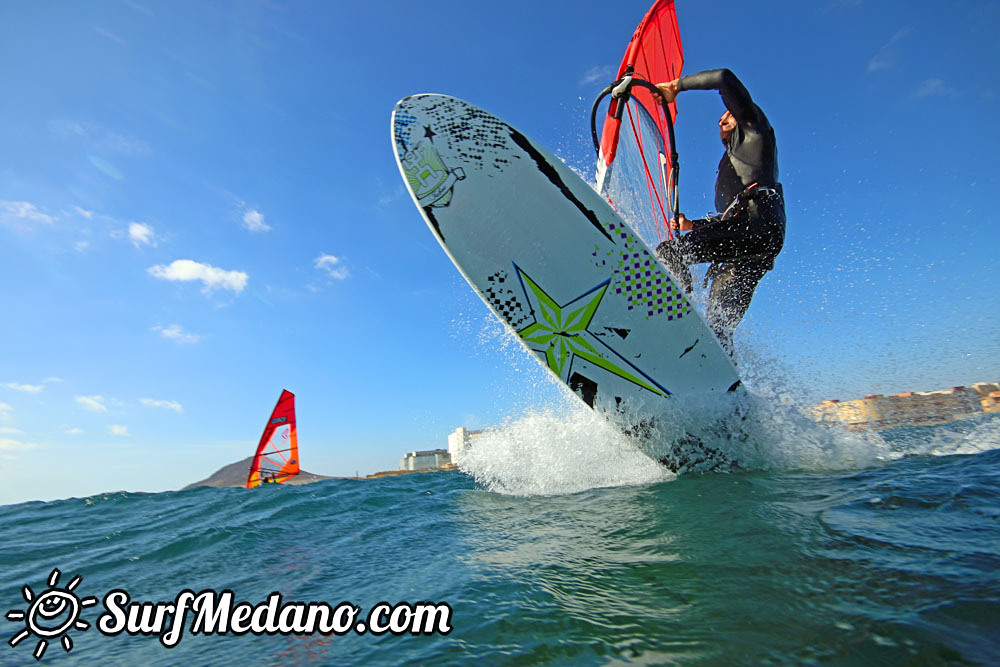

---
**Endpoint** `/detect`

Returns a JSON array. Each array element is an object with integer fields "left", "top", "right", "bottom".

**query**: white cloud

[
  {"left": 0, "top": 438, "right": 38, "bottom": 451},
  {"left": 914, "top": 78, "right": 954, "bottom": 99},
  {"left": 314, "top": 253, "right": 349, "bottom": 280},
  {"left": 5, "top": 382, "right": 42, "bottom": 393},
  {"left": 376, "top": 183, "right": 405, "bottom": 209},
  {"left": 0, "top": 402, "right": 12, "bottom": 416},
  {"left": 74, "top": 206, "right": 94, "bottom": 219},
  {"left": 88, "top": 155, "right": 124, "bottom": 180},
  {"left": 867, "top": 27, "right": 910, "bottom": 72},
  {"left": 148, "top": 259, "right": 248, "bottom": 294},
  {"left": 75, "top": 241, "right": 90, "bottom": 252},
  {"left": 49, "top": 119, "right": 149, "bottom": 156},
  {"left": 152, "top": 324, "right": 202, "bottom": 344},
  {"left": 76, "top": 395, "right": 108, "bottom": 413},
  {"left": 129, "top": 221, "right": 156, "bottom": 247},
  {"left": 94, "top": 27, "right": 129, "bottom": 48},
  {"left": 0, "top": 200, "right": 55, "bottom": 226},
  {"left": 0, "top": 426, "right": 23, "bottom": 435},
  {"left": 140, "top": 398, "right": 183, "bottom": 414},
  {"left": 242, "top": 209, "right": 271, "bottom": 232},
  {"left": 580, "top": 65, "right": 615, "bottom": 86},
  {"left": 64, "top": 427, "right": 84, "bottom": 435},
  {"left": 108, "top": 424, "right": 130, "bottom": 436}
]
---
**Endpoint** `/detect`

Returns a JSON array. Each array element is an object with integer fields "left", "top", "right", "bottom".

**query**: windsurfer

[{"left": 653, "top": 69, "right": 785, "bottom": 356}]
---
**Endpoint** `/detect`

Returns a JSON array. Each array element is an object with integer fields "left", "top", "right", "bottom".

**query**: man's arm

[
  {"left": 669, "top": 213, "right": 693, "bottom": 233},
  {"left": 658, "top": 68, "right": 756, "bottom": 125}
]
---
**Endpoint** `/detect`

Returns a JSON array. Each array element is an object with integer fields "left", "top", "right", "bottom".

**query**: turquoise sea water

[{"left": 2, "top": 413, "right": 999, "bottom": 665}]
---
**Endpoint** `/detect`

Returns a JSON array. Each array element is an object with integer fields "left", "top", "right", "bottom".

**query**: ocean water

[{"left": 2, "top": 409, "right": 999, "bottom": 665}]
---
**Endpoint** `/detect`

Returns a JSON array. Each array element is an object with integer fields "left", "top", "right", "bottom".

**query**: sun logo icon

[{"left": 6, "top": 568, "right": 97, "bottom": 660}]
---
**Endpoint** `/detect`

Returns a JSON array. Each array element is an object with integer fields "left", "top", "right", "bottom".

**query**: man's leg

[
  {"left": 654, "top": 240, "right": 694, "bottom": 294},
  {"left": 705, "top": 262, "right": 769, "bottom": 356},
  {"left": 655, "top": 214, "right": 758, "bottom": 294}
]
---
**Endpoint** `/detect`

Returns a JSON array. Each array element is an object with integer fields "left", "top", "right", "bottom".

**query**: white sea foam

[
  {"left": 886, "top": 414, "right": 1000, "bottom": 458},
  {"left": 458, "top": 406, "right": 673, "bottom": 496}
]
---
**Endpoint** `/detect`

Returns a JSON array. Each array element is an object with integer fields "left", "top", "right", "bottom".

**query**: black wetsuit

[{"left": 655, "top": 69, "right": 785, "bottom": 356}]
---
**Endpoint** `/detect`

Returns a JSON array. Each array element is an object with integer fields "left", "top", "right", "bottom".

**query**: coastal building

[
  {"left": 393, "top": 426, "right": 488, "bottom": 474},
  {"left": 982, "top": 392, "right": 1000, "bottom": 414},
  {"left": 813, "top": 383, "right": 993, "bottom": 430},
  {"left": 398, "top": 449, "right": 451, "bottom": 471},
  {"left": 447, "top": 426, "right": 485, "bottom": 463},
  {"left": 973, "top": 382, "right": 1000, "bottom": 414}
]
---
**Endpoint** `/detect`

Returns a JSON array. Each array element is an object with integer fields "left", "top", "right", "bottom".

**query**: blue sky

[{"left": 1, "top": 0, "right": 997, "bottom": 505}]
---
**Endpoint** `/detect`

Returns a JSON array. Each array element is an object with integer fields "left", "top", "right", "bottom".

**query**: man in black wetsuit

[{"left": 654, "top": 69, "right": 785, "bottom": 357}]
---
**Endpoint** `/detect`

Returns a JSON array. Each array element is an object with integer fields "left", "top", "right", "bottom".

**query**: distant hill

[{"left": 182, "top": 456, "right": 333, "bottom": 490}]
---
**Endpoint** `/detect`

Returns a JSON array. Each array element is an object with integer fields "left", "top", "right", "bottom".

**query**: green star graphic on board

[{"left": 515, "top": 267, "right": 668, "bottom": 398}]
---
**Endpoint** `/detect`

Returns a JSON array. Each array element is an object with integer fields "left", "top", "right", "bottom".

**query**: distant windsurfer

[{"left": 654, "top": 69, "right": 785, "bottom": 356}]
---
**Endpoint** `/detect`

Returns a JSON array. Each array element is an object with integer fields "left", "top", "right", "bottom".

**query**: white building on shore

[
  {"left": 398, "top": 449, "right": 451, "bottom": 471},
  {"left": 395, "top": 427, "right": 488, "bottom": 472},
  {"left": 447, "top": 427, "right": 485, "bottom": 463}
]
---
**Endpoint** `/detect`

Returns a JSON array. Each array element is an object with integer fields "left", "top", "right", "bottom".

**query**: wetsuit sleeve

[
  {"left": 686, "top": 214, "right": 722, "bottom": 231},
  {"left": 676, "top": 68, "right": 756, "bottom": 125}
]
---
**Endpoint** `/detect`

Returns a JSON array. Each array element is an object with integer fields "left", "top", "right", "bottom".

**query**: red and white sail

[
  {"left": 595, "top": 0, "right": 684, "bottom": 246},
  {"left": 246, "top": 389, "right": 299, "bottom": 488}
]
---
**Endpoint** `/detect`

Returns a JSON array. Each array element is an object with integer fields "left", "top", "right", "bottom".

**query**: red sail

[
  {"left": 596, "top": 0, "right": 683, "bottom": 244},
  {"left": 246, "top": 389, "right": 300, "bottom": 488}
]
